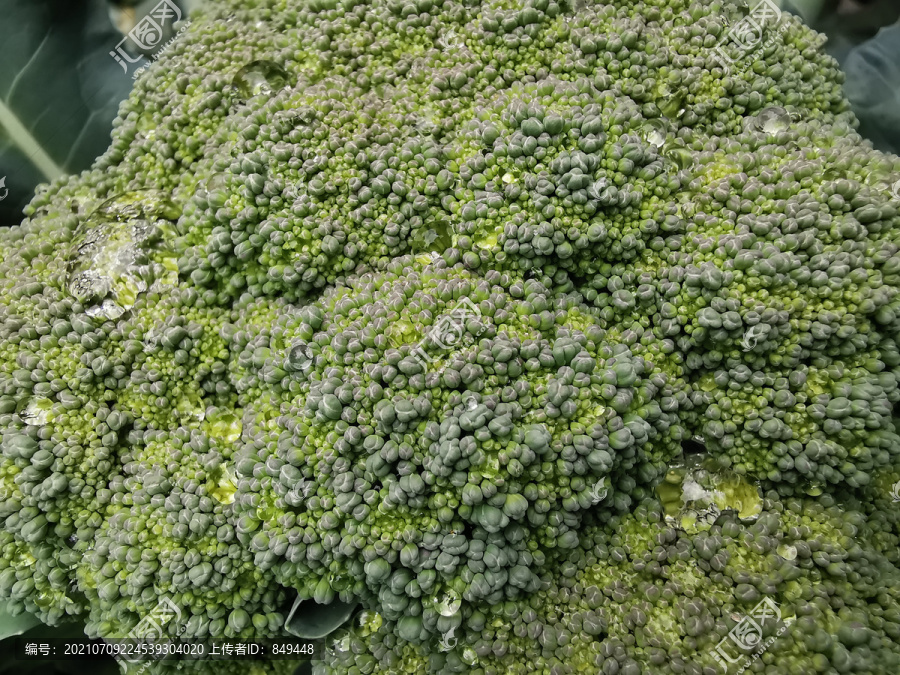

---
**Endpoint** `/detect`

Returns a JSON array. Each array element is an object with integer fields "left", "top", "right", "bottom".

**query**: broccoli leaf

[
  {"left": 841, "top": 23, "right": 900, "bottom": 155},
  {"left": 780, "top": 0, "right": 838, "bottom": 24},
  {"left": 0, "top": 604, "right": 40, "bottom": 641},
  {"left": 285, "top": 597, "right": 357, "bottom": 640},
  {"left": 0, "top": 0, "right": 136, "bottom": 227}
]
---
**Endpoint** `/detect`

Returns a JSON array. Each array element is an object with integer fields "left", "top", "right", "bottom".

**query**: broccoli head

[{"left": 0, "top": 0, "right": 899, "bottom": 674}]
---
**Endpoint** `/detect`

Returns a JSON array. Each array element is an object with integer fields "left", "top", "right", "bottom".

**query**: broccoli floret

[
  {"left": 0, "top": 205, "right": 235, "bottom": 624},
  {"left": 1, "top": 0, "right": 900, "bottom": 673},
  {"left": 77, "top": 426, "right": 288, "bottom": 641},
  {"left": 693, "top": 356, "right": 900, "bottom": 488},
  {"left": 228, "top": 255, "right": 684, "bottom": 629},
  {"left": 316, "top": 494, "right": 900, "bottom": 674}
]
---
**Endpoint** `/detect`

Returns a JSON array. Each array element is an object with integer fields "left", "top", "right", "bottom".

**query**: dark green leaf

[
  {"left": 285, "top": 597, "right": 357, "bottom": 639},
  {"left": 0, "top": 0, "right": 137, "bottom": 226},
  {"left": 780, "top": 0, "right": 838, "bottom": 24},
  {"left": 841, "top": 23, "right": 900, "bottom": 155},
  {"left": 0, "top": 604, "right": 41, "bottom": 641}
]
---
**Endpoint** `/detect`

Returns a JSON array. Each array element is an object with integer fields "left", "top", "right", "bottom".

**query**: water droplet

[
  {"left": 232, "top": 60, "right": 290, "bottom": 99},
  {"left": 286, "top": 341, "right": 314, "bottom": 372},
  {"left": 415, "top": 251, "right": 443, "bottom": 266},
  {"left": 21, "top": 398, "right": 52, "bottom": 426},
  {"left": 658, "top": 84, "right": 686, "bottom": 119},
  {"left": 86, "top": 299, "right": 128, "bottom": 320},
  {"left": 501, "top": 172, "right": 516, "bottom": 184},
  {"left": 777, "top": 544, "right": 797, "bottom": 561},
  {"left": 461, "top": 647, "right": 477, "bottom": 665},
  {"left": 412, "top": 220, "right": 452, "bottom": 254},
  {"left": 474, "top": 231, "right": 498, "bottom": 249},
  {"left": 206, "top": 409, "right": 243, "bottom": 443},
  {"left": 175, "top": 400, "right": 205, "bottom": 423},
  {"left": 333, "top": 635, "right": 351, "bottom": 653},
  {"left": 439, "top": 29, "right": 464, "bottom": 51},
  {"left": 664, "top": 147, "right": 695, "bottom": 171},
  {"left": 656, "top": 454, "right": 762, "bottom": 532},
  {"left": 863, "top": 165, "right": 893, "bottom": 192},
  {"left": 756, "top": 107, "right": 791, "bottom": 134},
  {"left": 208, "top": 464, "right": 237, "bottom": 504},
  {"left": 434, "top": 589, "right": 462, "bottom": 616},
  {"left": 67, "top": 191, "right": 179, "bottom": 317},
  {"left": 641, "top": 119, "right": 668, "bottom": 148},
  {"left": 466, "top": 398, "right": 478, "bottom": 411},
  {"left": 156, "top": 252, "right": 180, "bottom": 287}
]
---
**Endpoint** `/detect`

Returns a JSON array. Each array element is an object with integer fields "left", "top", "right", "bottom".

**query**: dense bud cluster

[
  {"left": 228, "top": 257, "right": 684, "bottom": 632},
  {"left": 0, "top": 0, "right": 899, "bottom": 674},
  {"left": 319, "top": 495, "right": 900, "bottom": 674}
]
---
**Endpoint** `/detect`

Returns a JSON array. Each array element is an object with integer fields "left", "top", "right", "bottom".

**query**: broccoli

[
  {"left": 77, "top": 424, "right": 288, "bottom": 641},
  {"left": 1, "top": 0, "right": 900, "bottom": 673},
  {"left": 319, "top": 493, "right": 900, "bottom": 674},
  {"left": 227, "top": 255, "right": 685, "bottom": 632}
]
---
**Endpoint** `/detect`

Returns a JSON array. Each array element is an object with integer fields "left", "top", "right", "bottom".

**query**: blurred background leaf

[
  {"left": 840, "top": 23, "right": 900, "bottom": 153},
  {"left": 0, "top": 0, "right": 138, "bottom": 227},
  {"left": 0, "top": 0, "right": 196, "bottom": 228},
  {"left": 284, "top": 597, "right": 357, "bottom": 639},
  {"left": 0, "top": 604, "right": 41, "bottom": 642}
]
